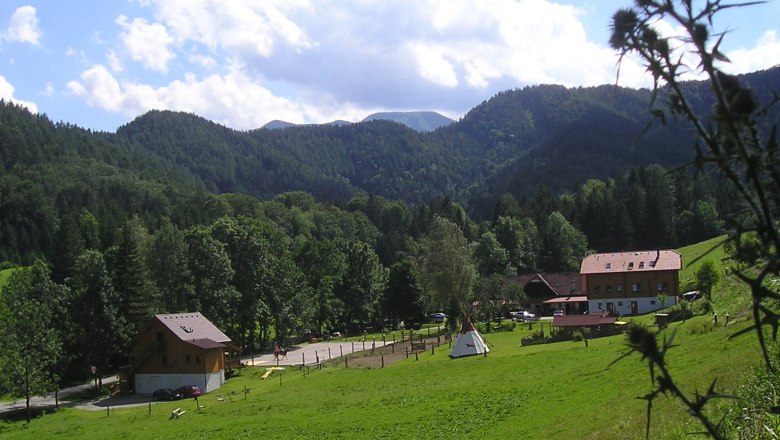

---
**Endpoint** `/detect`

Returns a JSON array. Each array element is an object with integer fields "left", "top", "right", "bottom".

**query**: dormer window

[
  {"left": 628, "top": 262, "right": 634, "bottom": 270},
  {"left": 639, "top": 261, "right": 645, "bottom": 269},
  {"left": 606, "top": 262, "right": 612, "bottom": 269},
  {"left": 180, "top": 325, "right": 194, "bottom": 333}
]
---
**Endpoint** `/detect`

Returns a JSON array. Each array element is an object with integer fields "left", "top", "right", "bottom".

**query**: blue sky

[{"left": 1, "top": 0, "right": 778, "bottom": 132}]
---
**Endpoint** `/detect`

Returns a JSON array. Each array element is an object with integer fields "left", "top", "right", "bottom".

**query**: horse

[{"left": 273, "top": 346, "right": 288, "bottom": 360}]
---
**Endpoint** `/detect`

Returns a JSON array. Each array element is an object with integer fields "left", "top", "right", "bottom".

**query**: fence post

[
  {"left": 106, "top": 405, "right": 110, "bottom": 417},
  {"left": 148, "top": 402, "right": 151, "bottom": 415},
  {"left": 340, "top": 345, "right": 343, "bottom": 357},
  {"left": 344, "top": 355, "right": 348, "bottom": 368},
  {"left": 431, "top": 344, "right": 435, "bottom": 355},
  {"left": 362, "top": 339, "right": 366, "bottom": 351},
  {"left": 352, "top": 342, "right": 355, "bottom": 353},
  {"left": 415, "top": 350, "right": 419, "bottom": 361},
  {"left": 405, "top": 347, "right": 409, "bottom": 358},
  {"left": 328, "top": 347, "right": 331, "bottom": 360},
  {"left": 381, "top": 355, "right": 385, "bottom": 368},
  {"left": 302, "top": 352, "right": 305, "bottom": 366}
]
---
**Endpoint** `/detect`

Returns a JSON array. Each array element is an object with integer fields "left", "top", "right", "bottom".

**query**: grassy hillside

[
  {"left": 0, "top": 316, "right": 760, "bottom": 439},
  {"left": 0, "top": 268, "right": 16, "bottom": 289},
  {"left": 677, "top": 235, "right": 728, "bottom": 284}
]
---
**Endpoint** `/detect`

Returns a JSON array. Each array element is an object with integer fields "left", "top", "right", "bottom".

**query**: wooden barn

[{"left": 125, "top": 313, "right": 241, "bottom": 395}]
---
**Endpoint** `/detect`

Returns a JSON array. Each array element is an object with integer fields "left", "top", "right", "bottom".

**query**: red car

[{"left": 175, "top": 385, "right": 202, "bottom": 398}]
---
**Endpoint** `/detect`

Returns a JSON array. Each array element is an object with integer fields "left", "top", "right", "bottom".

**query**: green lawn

[
  {"left": 677, "top": 235, "right": 727, "bottom": 285},
  {"left": 0, "top": 316, "right": 761, "bottom": 439},
  {"left": 0, "top": 268, "right": 16, "bottom": 289}
]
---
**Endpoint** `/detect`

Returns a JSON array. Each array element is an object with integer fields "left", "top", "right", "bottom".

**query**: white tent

[{"left": 449, "top": 317, "right": 489, "bottom": 358}]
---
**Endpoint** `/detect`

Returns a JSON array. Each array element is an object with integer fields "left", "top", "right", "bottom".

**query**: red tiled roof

[
  {"left": 580, "top": 250, "right": 681, "bottom": 275},
  {"left": 155, "top": 312, "right": 231, "bottom": 344},
  {"left": 552, "top": 314, "right": 617, "bottom": 327}
]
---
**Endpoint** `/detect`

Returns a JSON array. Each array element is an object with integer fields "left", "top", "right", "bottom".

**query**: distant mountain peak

[{"left": 362, "top": 111, "right": 454, "bottom": 132}]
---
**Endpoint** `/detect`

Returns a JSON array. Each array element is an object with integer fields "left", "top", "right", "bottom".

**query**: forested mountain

[
  {"left": 0, "top": 66, "right": 777, "bottom": 265},
  {"left": 114, "top": 66, "right": 780, "bottom": 217}
]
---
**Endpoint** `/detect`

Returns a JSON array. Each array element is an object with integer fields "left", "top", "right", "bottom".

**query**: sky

[{"left": 0, "top": 0, "right": 778, "bottom": 133}]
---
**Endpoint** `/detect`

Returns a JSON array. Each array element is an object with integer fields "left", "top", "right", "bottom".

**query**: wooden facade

[{"left": 126, "top": 313, "right": 240, "bottom": 395}]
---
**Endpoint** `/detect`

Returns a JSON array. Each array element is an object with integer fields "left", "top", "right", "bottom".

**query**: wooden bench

[{"left": 170, "top": 408, "right": 186, "bottom": 419}]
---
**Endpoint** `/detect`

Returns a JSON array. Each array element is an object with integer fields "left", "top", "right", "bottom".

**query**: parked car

[
  {"left": 175, "top": 385, "right": 202, "bottom": 398},
  {"left": 553, "top": 309, "right": 565, "bottom": 316},
  {"left": 152, "top": 388, "right": 182, "bottom": 401},
  {"left": 522, "top": 311, "right": 538, "bottom": 321},
  {"left": 427, "top": 312, "right": 446, "bottom": 323}
]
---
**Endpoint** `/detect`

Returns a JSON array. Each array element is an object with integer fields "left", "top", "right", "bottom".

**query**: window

[
  {"left": 632, "top": 283, "right": 641, "bottom": 292},
  {"left": 649, "top": 261, "right": 657, "bottom": 267},
  {"left": 618, "top": 301, "right": 623, "bottom": 306},
  {"left": 180, "top": 325, "right": 194, "bottom": 333},
  {"left": 617, "top": 284, "right": 623, "bottom": 292},
  {"left": 657, "top": 282, "right": 668, "bottom": 291},
  {"left": 162, "top": 355, "right": 168, "bottom": 366},
  {"left": 195, "top": 355, "right": 201, "bottom": 363},
  {"left": 628, "top": 262, "right": 635, "bottom": 270},
  {"left": 639, "top": 261, "right": 645, "bottom": 269},
  {"left": 650, "top": 300, "right": 656, "bottom": 305},
  {"left": 593, "top": 285, "right": 600, "bottom": 294},
  {"left": 185, "top": 355, "right": 191, "bottom": 364},
  {"left": 606, "top": 262, "right": 612, "bottom": 269},
  {"left": 606, "top": 285, "right": 612, "bottom": 293}
]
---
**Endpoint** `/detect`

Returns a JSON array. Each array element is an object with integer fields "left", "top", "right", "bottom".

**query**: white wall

[
  {"left": 135, "top": 371, "right": 224, "bottom": 395},
  {"left": 589, "top": 295, "right": 677, "bottom": 316}
]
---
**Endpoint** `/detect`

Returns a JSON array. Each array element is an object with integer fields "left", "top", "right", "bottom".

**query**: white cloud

[
  {"left": 3, "top": 6, "right": 41, "bottom": 46},
  {"left": 726, "top": 30, "right": 780, "bottom": 74},
  {"left": 116, "top": 15, "right": 175, "bottom": 72},
  {"left": 154, "top": 0, "right": 314, "bottom": 57},
  {"left": 107, "top": 49, "right": 123, "bottom": 73},
  {"left": 41, "top": 82, "right": 54, "bottom": 97},
  {"left": 189, "top": 53, "right": 217, "bottom": 70},
  {"left": 68, "top": 65, "right": 125, "bottom": 111},
  {"left": 0, "top": 75, "right": 38, "bottom": 113},
  {"left": 67, "top": 63, "right": 312, "bottom": 129}
]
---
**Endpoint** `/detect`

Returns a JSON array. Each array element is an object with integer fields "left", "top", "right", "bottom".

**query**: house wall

[
  {"left": 133, "top": 320, "right": 223, "bottom": 375},
  {"left": 588, "top": 295, "right": 678, "bottom": 316},
  {"left": 135, "top": 371, "right": 224, "bottom": 395},
  {"left": 584, "top": 270, "right": 679, "bottom": 302}
]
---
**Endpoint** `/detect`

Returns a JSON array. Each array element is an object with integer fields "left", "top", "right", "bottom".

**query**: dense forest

[{"left": 0, "top": 67, "right": 776, "bottom": 389}]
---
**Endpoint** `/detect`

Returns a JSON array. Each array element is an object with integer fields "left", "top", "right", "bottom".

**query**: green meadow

[{"left": 0, "top": 240, "right": 769, "bottom": 439}]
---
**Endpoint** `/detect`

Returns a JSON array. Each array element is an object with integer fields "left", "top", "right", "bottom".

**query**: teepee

[{"left": 449, "top": 317, "right": 489, "bottom": 358}]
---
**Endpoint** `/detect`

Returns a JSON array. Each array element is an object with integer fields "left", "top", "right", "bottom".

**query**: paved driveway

[{"left": 243, "top": 338, "right": 390, "bottom": 367}]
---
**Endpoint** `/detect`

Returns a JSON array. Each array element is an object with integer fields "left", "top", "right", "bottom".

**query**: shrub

[{"left": 687, "top": 318, "right": 716, "bottom": 335}]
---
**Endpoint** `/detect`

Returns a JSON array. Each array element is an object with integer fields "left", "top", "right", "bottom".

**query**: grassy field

[
  {"left": 0, "top": 238, "right": 765, "bottom": 439},
  {"left": 0, "top": 268, "right": 15, "bottom": 289},
  {"left": 0, "top": 319, "right": 762, "bottom": 439},
  {"left": 677, "top": 235, "right": 727, "bottom": 284}
]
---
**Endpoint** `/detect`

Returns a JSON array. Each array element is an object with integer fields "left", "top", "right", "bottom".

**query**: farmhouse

[
  {"left": 581, "top": 250, "right": 681, "bottom": 316},
  {"left": 124, "top": 312, "right": 241, "bottom": 395},
  {"left": 507, "top": 272, "right": 587, "bottom": 316}
]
